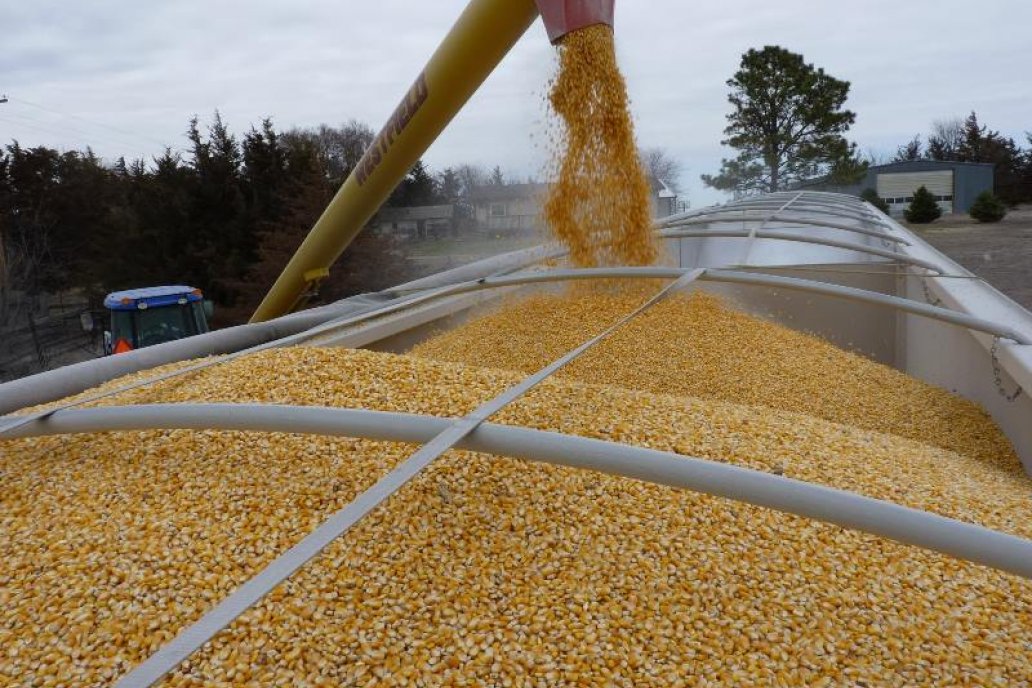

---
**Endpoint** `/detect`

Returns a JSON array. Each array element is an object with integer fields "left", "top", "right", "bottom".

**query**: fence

[{"left": 0, "top": 292, "right": 103, "bottom": 383}]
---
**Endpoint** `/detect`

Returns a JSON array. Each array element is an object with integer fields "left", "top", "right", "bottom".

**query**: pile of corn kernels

[
  {"left": 1, "top": 292, "right": 1030, "bottom": 686},
  {"left": 413, "top": 288, "right": 1020, "bottom": 470}
]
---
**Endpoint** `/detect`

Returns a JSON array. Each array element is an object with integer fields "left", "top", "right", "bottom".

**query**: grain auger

[{"left": 250, "top": 0, "right": 615, "bottom": 323}]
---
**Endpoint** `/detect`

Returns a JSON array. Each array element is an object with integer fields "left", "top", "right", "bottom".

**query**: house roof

[
  {"left": 377, "top": 205, "right": 456, "bottom": 222},
  {"left": 468, "top": 183, "right": 549, "bottom": 203},
  {"left": 653, "top": 177, "right": 677, "bottom": 198},
  {"left": 470, "top": 177, "right": 676, "bottom": 203},
  {"left": 870, "top": 160, "right": 995, "bottom": 172}
]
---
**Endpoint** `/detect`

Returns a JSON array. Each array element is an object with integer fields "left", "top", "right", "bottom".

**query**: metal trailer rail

[
  {"left": 5, "top": 403, "right": 1031, "bottom": 583},
  {"left": 664, "top": 204, "right": 887, "bottom": 227},
  {"left": 733, "top": 192, "right": 803, "bottom": 266},
  {"left": 662, "top": 194, "right": 888, "bottom": 226},
  {"left": 657, "top": 229, "right": 935, "bottom": 270},
  {"left": 2, "top": 265, "right": 1027, "bottom": 435},
  {"left": 660, "top": 213, "right": 907, "bottom": 244}
]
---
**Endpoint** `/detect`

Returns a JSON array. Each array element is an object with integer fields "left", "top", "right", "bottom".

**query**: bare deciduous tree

[
  {"left": 639, "top": 147, "right": 683, "bottom": 192},
  {"left": 282, "top": 120, "right": 374, "bottom": 184},
  {"left": 454, "top": 164, "right": 488, "bottom": 198},
  {"left": 0, "top": 220, "right": 53, "bottom": 327},
  {"left": 927, "top": 118, "right": 965, "bottom": 161}
]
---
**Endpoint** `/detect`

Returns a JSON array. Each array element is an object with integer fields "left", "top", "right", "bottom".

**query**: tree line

[
  {"left": 0, "top": 114, "right": 512, "bottom": 327},
  {"left": 891, "top": 112, "right": 1032, "bottom": 204}
]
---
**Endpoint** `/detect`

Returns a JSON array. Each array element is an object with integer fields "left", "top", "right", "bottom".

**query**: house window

[{"left": 490, "top": 203, "right": 507, "bottom": 217}]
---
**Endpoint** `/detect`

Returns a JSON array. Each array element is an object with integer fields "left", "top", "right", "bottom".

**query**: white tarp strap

[
  {"left": 115, "top": 269, "right": 703, "bottom": 688},
  {"left": 740, "top": 192, "right": 802, "bottom": 266}
]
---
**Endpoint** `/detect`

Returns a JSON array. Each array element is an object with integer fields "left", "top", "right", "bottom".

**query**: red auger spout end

[{"left": 535, "top": 0, "right": 614, "bottom": 44}]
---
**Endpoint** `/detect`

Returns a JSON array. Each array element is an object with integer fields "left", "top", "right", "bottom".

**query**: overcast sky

[{"left": 2, "top": 0, "right": 1030, "bottom": 207}]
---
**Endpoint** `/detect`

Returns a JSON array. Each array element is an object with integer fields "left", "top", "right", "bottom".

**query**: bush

[
  {"left": 904, "top": 185, "right": 942, "bottom": 223},
  {"left": 860, "top": 188, "right": 889, "bottom": 214},
  {"left": 969, "top": 190, "right": 1007, "bottom": 223}
]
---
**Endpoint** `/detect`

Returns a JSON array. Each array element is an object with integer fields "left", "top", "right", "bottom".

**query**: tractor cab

[{"left": 103, "top": 286, "right": 212, "bottom": 354}]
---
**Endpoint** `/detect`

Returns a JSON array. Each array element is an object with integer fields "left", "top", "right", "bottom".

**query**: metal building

[
  {"left": 868, "top": 160, "right": 994, "bottom": 216},
  {"left": 803, "top": 160, "right": 995, "bottom": 217}
]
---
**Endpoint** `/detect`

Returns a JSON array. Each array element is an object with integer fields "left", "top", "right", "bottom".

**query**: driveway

[{"left": 911, "top": 205, "right": 1032, "bottom": 312}]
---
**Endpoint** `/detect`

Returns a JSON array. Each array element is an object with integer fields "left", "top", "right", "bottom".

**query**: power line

[
  {"left": 8, "top": 96, "right": 171, "bottom": 149},
  {"left": 0, "top": 111, "right": 157, "bottom": 154},
  {"left": 0, "top": 114, "right": 83, "bottom": 140}
]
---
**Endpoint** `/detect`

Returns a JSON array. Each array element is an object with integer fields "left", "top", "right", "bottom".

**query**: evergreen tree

[
  {"left": 0, "top": 113, "right": 420, "bottom": 329},
  {"left": 702, "top": 46, "right": 863, "bottom": 194},
  {"left": 490, "top": 166, "right": 505, "bottom": 186},
  {"left": 969, "top": 191, "right": 1007, "bottom": 223},
  {"left": 242, "top": 118, "right": 286, "bottom": 220},
  {"left": 904, "top": 186, "right": 942, "bottom": 223},
  {"left": 3, "top": 144, "right": 61, "bottom": 294},
  {"left": 125, "top": 149, "right": 196, "bottom": 288},
  {"left": 894, "top": 136, "right": 923, "bottom": 162},
  {"left": 389, "top": 159, "right": 440, "bottom": 207},
  {"left": 0, "top": 144, "right": 124, "bottom": 294},
  {"left": 186, "top": 112, "right": 249, "bottom": 304},
  {"left": 956, "top": 112, "right": 1023, "bottom": 204},
  {"left": 226, "top": 134, "right": 411, "bottom": 322},
  {"left": 438, "top": 168, "right": 461, "bottom": 203},
  {"left": 1022, "top": 133, "right": 1032, "bottom": 202},
  {"left": 860, "top": 188, "right": 889, "bottom": 215}
]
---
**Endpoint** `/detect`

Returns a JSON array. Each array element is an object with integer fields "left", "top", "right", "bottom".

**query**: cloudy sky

[{"left": 2, "top": 0, "right": 1030, "bottom": 206}]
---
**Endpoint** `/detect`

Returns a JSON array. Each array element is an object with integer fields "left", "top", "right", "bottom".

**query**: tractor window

[
  {"left": 136, "top": 304, "right": 197, "bottom": 348},
  {"left": 111, "top": 310, "right": 137, "bottom": 348},
  {"left": 190, "top": 301, "right": 210, "bottom": 334}
]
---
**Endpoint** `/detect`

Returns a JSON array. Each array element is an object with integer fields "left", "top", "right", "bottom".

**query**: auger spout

[{"left": 535, "top": 0, "right": 615, "bottom": 43}]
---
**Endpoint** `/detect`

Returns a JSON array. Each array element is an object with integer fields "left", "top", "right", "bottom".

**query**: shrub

[
  {"left": 904, "top": 186, "right": 942, "bottom": 223},
  {"left": 860, "top": 188, "right": 889, "bottom": 214},
  {"left": 969, "top": 190, "right": 1007, "bottom": 223}
]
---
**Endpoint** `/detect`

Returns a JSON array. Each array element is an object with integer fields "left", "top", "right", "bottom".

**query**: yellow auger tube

[{"left": 250, "top": 0, "right": 540, "bottom": 322}]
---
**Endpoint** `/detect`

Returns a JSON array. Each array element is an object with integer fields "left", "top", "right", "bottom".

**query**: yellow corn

[{"left": 1, "top": 290, "right": 1030, "bottom": 686}]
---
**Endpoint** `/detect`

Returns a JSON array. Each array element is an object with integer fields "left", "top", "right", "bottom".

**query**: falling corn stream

[{"left": 544, "top": 25, "right": 658, "bottom": 267}]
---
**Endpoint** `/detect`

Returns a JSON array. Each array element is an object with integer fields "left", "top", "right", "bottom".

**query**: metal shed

[
  {"left": 802, "top": 160, "right": 995, "bottom": 217},
  {"left": 868, "top": 160, "right": 994, "bottom": 216}
]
